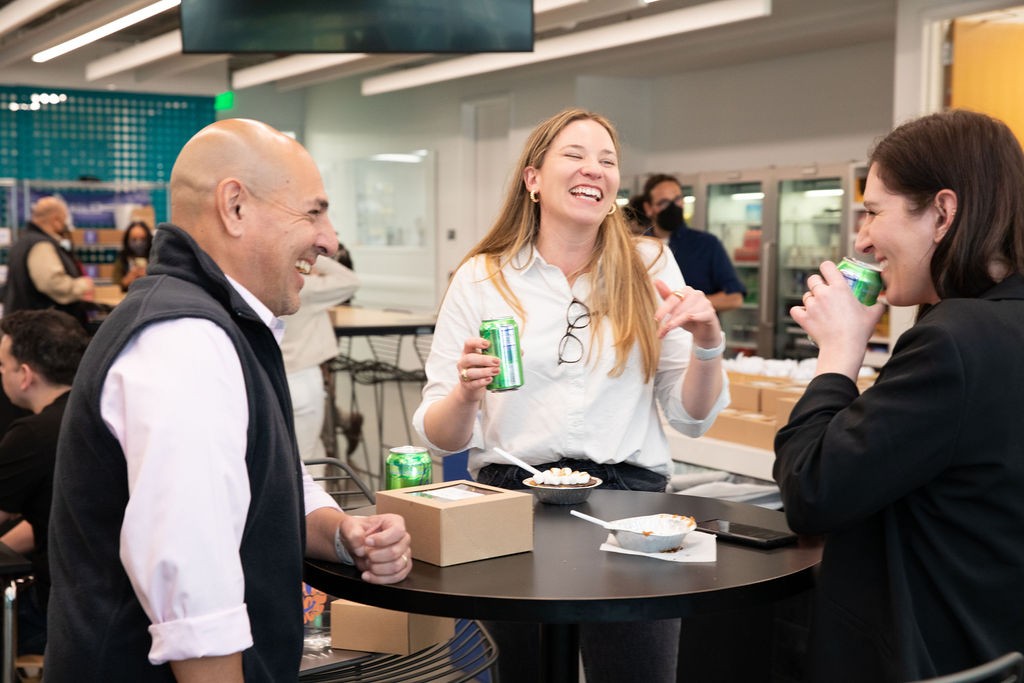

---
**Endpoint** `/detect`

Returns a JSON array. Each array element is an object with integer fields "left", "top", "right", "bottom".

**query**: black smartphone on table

[{"left": 696, "top": 519, "right": 798, "bottom": 549}]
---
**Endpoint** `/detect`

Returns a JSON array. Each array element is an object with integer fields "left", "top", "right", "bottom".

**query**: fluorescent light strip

[
  {"left": 362, "top": 0, "right": 770, "bottom": 96},
  {"left": 804, "top": 188, "right": 844, "bottom": 197},
  {"left": 730, "top": 192, "right": 764, "bottom": 200},
  {"left": 32, "top": 0, "right": 181, "bottom": 64},
  {"left": 232, "top": 53, "right": 370, "bottom": 90}
]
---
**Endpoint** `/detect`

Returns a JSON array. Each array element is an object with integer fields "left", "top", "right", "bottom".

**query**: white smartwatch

[
  {"left": 334, "top": 525, "right": 354, "bottom": 565},
  {"left": 694, "top": 332, "right": 726, "bottom": 361}
]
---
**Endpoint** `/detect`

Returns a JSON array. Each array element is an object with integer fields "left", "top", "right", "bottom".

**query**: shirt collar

[{"left": 224, "top": 274, "right": 286, "bottom": 343}]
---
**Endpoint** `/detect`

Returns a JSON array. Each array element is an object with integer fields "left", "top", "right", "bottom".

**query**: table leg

[
  {"left": 3, "top": 580, "right": 17, "bottom": 683},
  {"left": 539, "top": 623, "right": 579, "bottom": 683}
]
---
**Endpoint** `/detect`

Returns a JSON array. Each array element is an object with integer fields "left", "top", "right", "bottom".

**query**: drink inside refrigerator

[
  {"left": 705, "top": 180, "right": 763, "bottom": 356},
  {"left": 775, "top": 177, "right": 843, "bottom": 358}
]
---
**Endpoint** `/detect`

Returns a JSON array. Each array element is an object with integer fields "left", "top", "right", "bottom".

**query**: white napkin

[{"left": 600, "top": 530, "right": 717, "bottom": 562}]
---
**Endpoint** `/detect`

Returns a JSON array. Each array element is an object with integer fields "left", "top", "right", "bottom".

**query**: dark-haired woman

[
  {"left": 775, "top": 109, "right": 1024, "bottom": 681},
  {"left": 112, "top": 221, "right": 153, "bottom": 291}
]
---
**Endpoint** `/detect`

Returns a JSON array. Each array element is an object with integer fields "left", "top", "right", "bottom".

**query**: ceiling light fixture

[
  {"left": 362, "top": 0, "right": 771, "bottom": 96},
  {"left": 32, "top": 0, "right": 181, "bottom": 64}
]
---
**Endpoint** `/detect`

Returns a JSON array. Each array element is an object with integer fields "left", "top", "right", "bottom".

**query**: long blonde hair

[{"left": 461, "top": 108, "right": 661, "bottom": 381}]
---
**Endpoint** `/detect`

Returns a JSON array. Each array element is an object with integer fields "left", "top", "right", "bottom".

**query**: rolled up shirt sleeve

[
  {"left": 26, "top": 241, "right": 91, "bottom": 304},
  {"left": 102, "top": 318, "right": 254, "bottom": 664}
]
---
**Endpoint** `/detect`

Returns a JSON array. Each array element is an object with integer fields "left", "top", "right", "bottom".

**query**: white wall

[{"left": 230, "top": 39, "right": 896, "bottom": 311}]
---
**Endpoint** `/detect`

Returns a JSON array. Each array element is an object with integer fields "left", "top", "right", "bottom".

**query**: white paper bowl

[
  {"left": 609, "top": 514, "right": 697, "bottom": 553},
  {"left": 523, "top": 476, "right": 602, "bottom": 505}
]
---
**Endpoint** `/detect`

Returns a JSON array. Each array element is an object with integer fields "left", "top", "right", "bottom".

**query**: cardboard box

[
  {"left": 330, "top": 599, "right": 454, "bottom": 655},
  {"left": 759, "top": 385, "right": 806, "bottom": 418},
  {"left": 728, "top": 382, "right": 761, "bottom": 412},
  {"left": 705, "top": 409, "right": 779, "bottom": 450},
  {"left": 774, "top": 396, "right": 802, "bottom": 426},
  {"left": 376, "top": 480, "right": 532, "bottom": 566}
]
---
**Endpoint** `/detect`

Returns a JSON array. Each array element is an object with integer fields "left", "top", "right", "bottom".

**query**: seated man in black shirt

[{"left": 0, "top": 310, "right": 89, "bottom": 655}]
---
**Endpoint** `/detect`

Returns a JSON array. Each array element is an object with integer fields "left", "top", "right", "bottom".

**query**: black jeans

[
  {"left": 478, "top": 460, "right": 678, "bottom": 683},
  {"left": 477, "top": 458, "right": 669, "bottom": 493}
]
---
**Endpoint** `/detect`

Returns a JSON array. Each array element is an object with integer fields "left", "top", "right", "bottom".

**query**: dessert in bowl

[
  {"left": 607, "top": 514, "right": 697, "bottom": 553},
  {"left": 523, "top": 467, "right": 601, "bottom": 505}
]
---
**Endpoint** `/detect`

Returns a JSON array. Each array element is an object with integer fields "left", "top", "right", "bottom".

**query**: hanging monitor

[{"left": 179, "top": 0, "right": 534, "bottom": 54}]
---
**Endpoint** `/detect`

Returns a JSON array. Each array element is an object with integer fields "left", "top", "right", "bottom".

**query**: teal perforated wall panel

[{"left": 0, "top": 86, "right": 214, "bottom": 222}]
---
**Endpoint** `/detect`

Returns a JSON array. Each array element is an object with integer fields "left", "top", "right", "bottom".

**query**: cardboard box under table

[
  {"left": 375, "top": 480, "right": 533, "bottom": 566},
  {"left": 331, "top": 599, "right": 454, "bottom": 655}
]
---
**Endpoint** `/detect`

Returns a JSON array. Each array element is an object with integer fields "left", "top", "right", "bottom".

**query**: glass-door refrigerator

[
  {"left": 698, "top": 171, "right": 772, "bottom": 357},
  {"left": 773, "top": 165, "right": 848, "bottom": 358}
]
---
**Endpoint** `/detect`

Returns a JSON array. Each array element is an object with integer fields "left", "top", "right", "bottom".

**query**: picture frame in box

[{"left": 376, "top": 480, "right": 533, "bottom": 566}]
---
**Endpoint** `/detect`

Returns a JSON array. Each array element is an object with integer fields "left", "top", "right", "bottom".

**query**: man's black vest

[{"left": 47, "top": 225, "right": 306, "bottom": 682}]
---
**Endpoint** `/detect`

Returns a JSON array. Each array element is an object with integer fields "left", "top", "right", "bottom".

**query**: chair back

[
  {"left": 913, "top": 652, "right": 1024, "bottom": 683},
  {"left": 304, "top": 457, "right": 376, "bottom": 511}
]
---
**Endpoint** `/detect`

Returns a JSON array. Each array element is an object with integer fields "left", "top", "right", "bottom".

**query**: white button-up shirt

[{"left": 101, "top": 276, "right": 338, "bottom": 664}]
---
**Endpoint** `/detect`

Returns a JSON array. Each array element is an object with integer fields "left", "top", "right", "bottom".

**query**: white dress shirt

[
  {"left": 101, "top": 276, "right": 339, "bottom": 665},
  {"left": 412, "top": 239, "right": 729, "bottom": 477}
]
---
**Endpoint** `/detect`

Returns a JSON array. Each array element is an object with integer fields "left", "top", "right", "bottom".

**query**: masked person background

[
  {"left": 642, "top": 174, "right": 746, "bottom": 312},
  {"left": 112, "top": 221, "right": 154, "bottom": 292}
]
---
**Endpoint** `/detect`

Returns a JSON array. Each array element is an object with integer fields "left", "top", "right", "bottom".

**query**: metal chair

[
  {"left": 304, "top": 457, "right": 377, "bottom": 511},
  {"left": 912, "top": 652, "right": 1024, "bottom": 683},
  {"left": 298, "top": 618, "right": 498, "bottom": 682}
]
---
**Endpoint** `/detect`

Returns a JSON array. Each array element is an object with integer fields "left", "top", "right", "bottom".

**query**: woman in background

[
  {"left": 413, "top": 108, "right": 729, "bottom": 682},
  {"left": 112, "top": 220, "right": 153, "bottom": 291},
  {"left": 775, "top": 109, "right": 1024, "bottom": 681}
]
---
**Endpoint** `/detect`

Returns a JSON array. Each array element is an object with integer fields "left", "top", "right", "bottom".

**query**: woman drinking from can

[{"left": 776, "top": 109, "right": 1024, "bottom": 681}]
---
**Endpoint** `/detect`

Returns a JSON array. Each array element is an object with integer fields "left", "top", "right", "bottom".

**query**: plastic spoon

[
  {"left": 569, "top": 509, "right": 618, "bottom": 530},
  {"left": 493, "top": 447, "right": 544, "bottom": 479}
]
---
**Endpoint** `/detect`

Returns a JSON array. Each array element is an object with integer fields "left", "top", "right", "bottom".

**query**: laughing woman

[
  {"left": 775, "top": 110, "right": 1024, "bottom": 682},
  {"left": 413, "top": 108, "right": 729, "bottom": 682}
]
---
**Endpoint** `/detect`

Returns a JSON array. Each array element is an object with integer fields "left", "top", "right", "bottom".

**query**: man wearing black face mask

[{"left": 642, "top": 174, "right": 745, "bottom": 312}]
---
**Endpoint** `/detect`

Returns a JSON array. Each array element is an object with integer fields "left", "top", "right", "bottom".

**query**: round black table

[{"left": 305, "top": 490, "right": 821, "bottom": 682}]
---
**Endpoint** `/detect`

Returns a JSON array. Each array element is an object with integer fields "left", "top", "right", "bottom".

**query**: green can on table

[
  {"left": 385, "top": 446, "right": 433, "bottom": 490},
  {"left": 837, "top": 257, "right": 883, "bottom": 305}
]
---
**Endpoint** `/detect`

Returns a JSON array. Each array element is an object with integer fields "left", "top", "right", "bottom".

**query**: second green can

[
  {"left": 385, "top": 446, "right": 432, "bottom": 490},
  {"left": 480, "top": 317, "right": 524, "bottom": 391},
  {"left": 836, "top": 257, "right": 884, "bottom": 306}
]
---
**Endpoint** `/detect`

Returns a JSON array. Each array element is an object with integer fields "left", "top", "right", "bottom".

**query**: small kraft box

[
  {"left": 375, "top": 480, "right": 533, "bottom": 566},
  {"left": 705, "top": 409, "right": 779, "bottom": 450},
  {"left": 330, "top": 599, "right": 454, "bottom": 655}
]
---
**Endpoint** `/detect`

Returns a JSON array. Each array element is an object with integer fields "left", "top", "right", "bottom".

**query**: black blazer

[{"left": 774, "top": 274, "right": 1024, "bottom": 682}]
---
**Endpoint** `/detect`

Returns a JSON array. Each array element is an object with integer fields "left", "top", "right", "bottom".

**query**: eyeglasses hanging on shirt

[{"left": 557, "top": 298, "right": 591, "bottom": 365}]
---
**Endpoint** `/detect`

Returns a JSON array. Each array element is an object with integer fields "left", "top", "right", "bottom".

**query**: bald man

[
  {"left": 47, "top": 120, "right": 411, "bottom": 683},
  {"left": 3, "top": 196, "right": 94, "bottom": 319}
]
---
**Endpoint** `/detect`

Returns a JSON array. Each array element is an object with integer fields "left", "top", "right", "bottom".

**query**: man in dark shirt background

[
  {"left": 642, "top": 173, "right": 747, "bottom": 312},
  {"left": 0, "top": 309, "right": 89, "bottom": 655}
]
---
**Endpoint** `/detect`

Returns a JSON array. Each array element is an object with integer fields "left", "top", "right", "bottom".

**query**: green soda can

[
  {"left": 479, "top": 317, "right": 524, "bottom": 392},
  {"left": 836, "top": 257, "right": 883, "bottom": 305},
  {"left": 385, "top": 446, "right": 433, "bottom": 490}
]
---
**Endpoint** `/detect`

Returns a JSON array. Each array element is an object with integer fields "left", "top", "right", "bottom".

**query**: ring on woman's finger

[
  {"left": 802, "top": 291, "right": 814, "bottom": 304},
  {"left": 809, "top": 282, "right": 824, "bottom": 293},
  {"left": 671, "top": 289, "right": 687, "bottom": 300},
  {"left": 459, "top": 367, "right": 470, "bottom": 382},
  {"left": 399, "top": 553, "right": 409, "bottom": 568}
]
